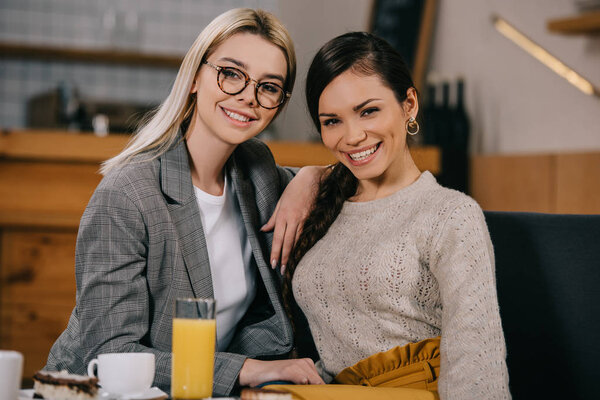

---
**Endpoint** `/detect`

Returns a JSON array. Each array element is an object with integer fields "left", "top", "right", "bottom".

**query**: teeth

[
  {"left": 349, "top": 144, "right": 378, "bottom": 161},
  {"left": 224, "top": 109, "right": 251, "bottom": 122}
]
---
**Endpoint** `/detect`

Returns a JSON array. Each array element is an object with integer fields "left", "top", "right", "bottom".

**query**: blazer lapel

[
  {"left": 227, "top": 151, "right": 293, "bottom": 354},
  {"left": 160, "top": 138, "right": 214, "bottom": 298},
  {"left": 228, "top": 156, "right": 281, "bottom": 309}
]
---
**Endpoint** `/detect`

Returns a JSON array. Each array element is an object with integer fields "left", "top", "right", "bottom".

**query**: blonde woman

[{"left": 46, "top": 8, "right": 324, "bottom": 396}]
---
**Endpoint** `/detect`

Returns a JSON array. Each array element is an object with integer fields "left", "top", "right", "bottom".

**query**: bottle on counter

[
  {"left": 449, "top": 77, "right": 470, "bottom": 193},
  {"left": 59, "top": 81, "right": 85, "bottom": 132},
  {"left": 452, "top": 78, "right": 470, "bottom": 151},
  {"left": 422, "top": 79, "right": 439, "bottom": 146},
  {"left": 436, "top": 76, "right": 470, "bottom": 194}
]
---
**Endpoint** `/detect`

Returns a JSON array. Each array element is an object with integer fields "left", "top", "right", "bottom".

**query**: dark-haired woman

[{"left": 283, "top": 32, "right": 511, "bottom": 399}]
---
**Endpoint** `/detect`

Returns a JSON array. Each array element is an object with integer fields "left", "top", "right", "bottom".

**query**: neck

[
  {"left": 353, "top": 147, "right": 421, "bottom": 202},
  {"left": 185, "top": 113, "right": 236, "bottom": 196}
]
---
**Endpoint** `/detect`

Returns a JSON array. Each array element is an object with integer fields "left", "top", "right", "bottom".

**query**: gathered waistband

[{"left": 335, "top": 336, "right": 441, "bottom": 395}]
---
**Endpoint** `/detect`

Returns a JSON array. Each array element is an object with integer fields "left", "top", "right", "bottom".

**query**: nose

[
  {"left": 344, "top": 125, "right": 368, "bottom": 146},
  {"left": 235, "top": 80, "right": 258, "bottom": 107}
]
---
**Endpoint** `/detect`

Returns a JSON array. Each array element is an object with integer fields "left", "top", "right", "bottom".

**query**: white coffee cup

[
  {"left": 0, "top": 350, "right": 23, "bottom": 400},
  {"left": 87, "top": 353, "right": 155, "bottom": 396}
]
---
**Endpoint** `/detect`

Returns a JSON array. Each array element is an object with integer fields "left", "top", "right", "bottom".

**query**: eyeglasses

[{"left": 203, "top": 60, "right": 290, "bottom": 109}]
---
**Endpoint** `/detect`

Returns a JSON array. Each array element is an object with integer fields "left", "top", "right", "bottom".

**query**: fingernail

[
  {"left": 271, "top": 259, "right": 277, "bottom": 269},
  {"left": 281, "top": 265, "right": 286, "bottom": 274}
]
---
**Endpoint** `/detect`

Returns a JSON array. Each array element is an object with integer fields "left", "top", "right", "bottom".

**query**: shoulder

[
  {"left": 92, "top": 157, "right": 161, "bottom": 208},
  {"left": 234, "top": 138, "right": 276, "bottom": 165},
  {"left": 232, "top": 138, "right": 282, "bottom": 183},
  {"left": 230, "top": 139, "right": 289, "bottom": 215},
  {"left": 410, "top": 174, "right": 487, "bottom": 254},
  {"left": 418, "top": 173, "right": 484, "bottom": 225},
  {"left": 422, "top": 179, "right": 493, "bottom": 275}
]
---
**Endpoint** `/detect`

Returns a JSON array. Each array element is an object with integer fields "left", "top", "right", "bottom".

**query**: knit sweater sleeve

[{"left": 430, "top": 197, "right": 511, "bottom": 400}]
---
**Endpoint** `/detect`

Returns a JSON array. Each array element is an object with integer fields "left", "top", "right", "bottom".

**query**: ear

[
  {"left": 402, "top": 87, "right": 419, "bottom": 118},
  {"left": 190, "top": 75, "right": 199, "bottom": 94}
]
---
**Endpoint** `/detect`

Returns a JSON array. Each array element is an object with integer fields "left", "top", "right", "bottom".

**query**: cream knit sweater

[{"left": 293, "top": 171, "right": 511, "bottom": 399}]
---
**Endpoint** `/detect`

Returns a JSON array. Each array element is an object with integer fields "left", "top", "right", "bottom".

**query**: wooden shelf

[
  {"left": 0, "top": 41, "right": 183, "bottom": 68},
  {"left": 0, "top": 129, "right": 130, "bottom": 163},
  {"left": 0, "top": 129, "right": 440, "bottom": 172},
  {"left": 547, "top": 11, "right": 600, "bottom": 34}
]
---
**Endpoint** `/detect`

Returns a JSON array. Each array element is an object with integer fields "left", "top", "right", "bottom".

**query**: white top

[
  {"left": 194, "top": 175, "right": 255, "bottom": 351},
  {"left": 293, "top": 171, "right": 511, "bottom": 400}
]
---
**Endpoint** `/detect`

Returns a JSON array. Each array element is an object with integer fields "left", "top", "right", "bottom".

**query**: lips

[
  {"left": 220, "top": 106, "right": 257, "bottom": 125},
  {"left": 344, "top": 143, "right": 381, "bottom": 166}
]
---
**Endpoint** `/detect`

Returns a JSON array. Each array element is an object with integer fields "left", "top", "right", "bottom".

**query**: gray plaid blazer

[{"left": 46, "top": 137, "right": 295, "bottom": 396}]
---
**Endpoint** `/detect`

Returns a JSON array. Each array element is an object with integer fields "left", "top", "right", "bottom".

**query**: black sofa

[{"left": 485, "top": 211, "right": 600, "bottom": 400}]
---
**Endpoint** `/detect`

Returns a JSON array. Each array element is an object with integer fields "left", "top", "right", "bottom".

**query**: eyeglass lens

[{"left": 218, "top": 67, "right": 285, "bottom": 109}]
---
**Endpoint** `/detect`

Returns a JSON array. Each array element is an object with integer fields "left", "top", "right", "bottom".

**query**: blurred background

[
  {"left": 1, "top": 0, "right": 599, "bottom": 384},
  {"left": 1, "top": 0, "right": 598, "bottom": 147}
]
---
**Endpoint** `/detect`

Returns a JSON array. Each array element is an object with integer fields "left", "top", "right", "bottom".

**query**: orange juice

[{"left": 171, "top": 318, "right": 216, "bottom": 399}]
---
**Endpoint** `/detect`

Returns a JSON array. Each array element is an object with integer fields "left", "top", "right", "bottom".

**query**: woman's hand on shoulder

[
  {"left": 238, "top": 358, "right": 325, "bottom": 387},
  {"left": 261, "top": 166, "right": 326, "bottom": 273}
]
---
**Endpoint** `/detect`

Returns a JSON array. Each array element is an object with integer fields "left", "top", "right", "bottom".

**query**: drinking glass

[{"left": 171, "top": 298, "right": 216, "bottom": 399}]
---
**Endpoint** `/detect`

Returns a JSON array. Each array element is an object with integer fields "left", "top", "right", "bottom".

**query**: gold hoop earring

[{"left": 406, "top": 116, "right": 419, "bottom": 136}]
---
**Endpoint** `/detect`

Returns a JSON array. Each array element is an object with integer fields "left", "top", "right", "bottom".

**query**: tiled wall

[{"left": 0, "top": 0, "right": 278, "bottom": 130}]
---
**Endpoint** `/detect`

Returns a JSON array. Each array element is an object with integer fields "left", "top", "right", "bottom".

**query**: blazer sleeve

[
  {"left": 429, "top": 198, "right": 511, "bottom": 400},
  {"left": 276, "top": 165, "right": 297, "bottom": 189},
  {"left": 75, "top": 185, "right": 176, "bottom": 387}
]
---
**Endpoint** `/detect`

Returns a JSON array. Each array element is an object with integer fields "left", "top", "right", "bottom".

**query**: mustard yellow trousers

[
  {"left": 336, "top": 336, "right": 440, "bottom": 395},
  {"left": 266, "top": 336, "right": 441, "bottom": 400}
]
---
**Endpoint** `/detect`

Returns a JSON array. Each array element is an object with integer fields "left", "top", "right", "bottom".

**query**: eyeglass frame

[{"left": 202, "top": 60, "right": 291, "bottom": 110}]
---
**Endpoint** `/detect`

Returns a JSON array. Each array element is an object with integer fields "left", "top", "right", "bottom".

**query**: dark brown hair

[{"left": 282, "top": 32, "right": 416, "bottom": 356}]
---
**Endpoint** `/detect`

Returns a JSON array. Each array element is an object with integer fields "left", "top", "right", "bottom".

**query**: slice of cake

[
  {"left": 33, "top": 370, "right": 99, "bottom": 400},
  {"left": 241, "top": 388, "right": 293, "bottom": 400}
]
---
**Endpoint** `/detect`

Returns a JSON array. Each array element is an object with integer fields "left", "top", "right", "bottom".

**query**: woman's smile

[
  {"left": 344, "top": 142, "right": 381, "bottom": 165},
  {"left": 219, "top": 105, "right": 258, "bottom": 127}
]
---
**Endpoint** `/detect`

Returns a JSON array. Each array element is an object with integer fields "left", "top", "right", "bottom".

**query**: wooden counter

[
  {"left": 0, "top": 130, "right": 440, "bottom": 229},
  {"left": 471, "top": 151, "right": 600, "bottom": 214},
  {"left": 0, "top": 129, "right": 440, "bottom": 379}
]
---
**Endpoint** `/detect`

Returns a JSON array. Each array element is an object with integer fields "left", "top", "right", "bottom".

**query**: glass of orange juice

[{"left": 171, "top": 298, "right": 216, "bottom": 399}]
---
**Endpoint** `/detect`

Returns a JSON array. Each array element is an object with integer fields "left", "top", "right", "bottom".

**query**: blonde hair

[{"left": 101, "top": 8, "right": 296, "bottom": 175}]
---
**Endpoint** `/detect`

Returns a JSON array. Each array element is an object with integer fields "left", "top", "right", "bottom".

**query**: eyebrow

[
  {"left": 319, "top": 98, "right": 382, "bottom": 117},
  {"left": 217, "top": 57, "right": 285, "bottom": 83},
  {"left": 353, "top": 98, "right": 381, "bottom": 111}
]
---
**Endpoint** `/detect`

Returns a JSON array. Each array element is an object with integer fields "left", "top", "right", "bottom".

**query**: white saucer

[
  {"left": 99, "top": 387, "right": 168, "bottom": 400},
  {"left": 18, "top": 389, "right": 35, "bottom": 400},
  {"left": 19, "top": 388, "right": 168, "bottom": 400}
]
